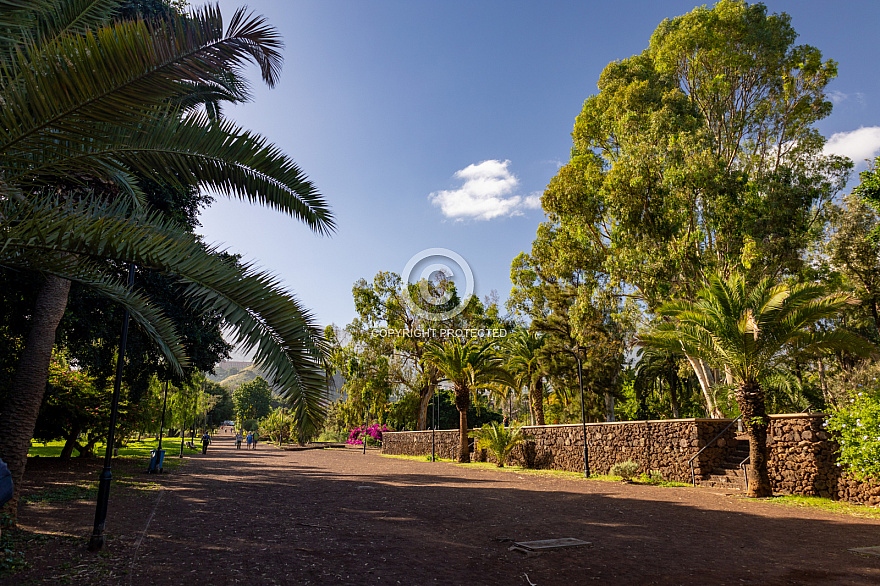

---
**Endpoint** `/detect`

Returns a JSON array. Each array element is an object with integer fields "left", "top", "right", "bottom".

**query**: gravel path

[{"left": 13, "top": 432, "right": 880, "bottom": 585}]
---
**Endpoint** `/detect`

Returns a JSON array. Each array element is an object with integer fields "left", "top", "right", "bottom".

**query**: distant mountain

[
  {"left": 212, "top": 361, "right": 343, "bottom": 402},
  {"left": 217, "top": 364, "right": 266, "bottom": 390},
  {"left": 209, "top": 361, "right": 256, "bottom": 384}
]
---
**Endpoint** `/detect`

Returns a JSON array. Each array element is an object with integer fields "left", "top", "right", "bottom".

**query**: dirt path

[{"left": 12, "top": 432, "right": 880, "bottom": 585}]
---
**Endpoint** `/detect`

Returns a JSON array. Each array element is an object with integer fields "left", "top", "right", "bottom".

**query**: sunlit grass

[
  {"left": 29, "top": 437, "right": 199, "bottom": 464},
  {"left": 22, "top": 437, "right": 195, "bottom": 506},
  {"left": 381, "top": 454, "right": 690, "bottom": 486},
  {"left": 753, "top": 494, "right": 880, "bottom": 519}
]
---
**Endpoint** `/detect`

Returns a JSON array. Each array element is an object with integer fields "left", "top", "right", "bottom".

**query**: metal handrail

[
  {"left": 688, "top": 415, "right": 742, "bottom": 486},
  {"left": 739, "top": 455, "right": 750, "bottom": 491}
]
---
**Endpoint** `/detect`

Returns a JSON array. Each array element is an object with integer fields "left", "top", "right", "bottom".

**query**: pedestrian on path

[
  {"left": 235, "top": 431, "right": 243, "bottom": 449},
  {"left": 246, "top": 431, "right": 253, "bottom": 449},
  {"left": 201, "top": 431, "right": 211, "bottom": 454},
  {"left": 252, "top": 432, "right": 258, "bottom": 450}
]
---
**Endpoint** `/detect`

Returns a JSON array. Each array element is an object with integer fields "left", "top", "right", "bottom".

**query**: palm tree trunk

[
  {"left": 531, "top": 378, "right": 545, "bottom": 426},
  {"left": 735, "top": 380, "right": 772, "bottom": 498},
  {"left": 458, "top": 407, "right": 470, "bottom": 463},
  {"left": 0, "top": 275, "right": 71, "bottom": 524},
  {"left": 454, "top": 388, "right": 470, "bottom": 463}
]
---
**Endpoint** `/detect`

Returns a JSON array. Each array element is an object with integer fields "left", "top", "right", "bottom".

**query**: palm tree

[
  {"left": 0, "top": 2, "right": 334, "bottom": 518},
  {"left": 640, "top": 272, "right": 873, "bottom": 497},
  {"left": 424, "top": 338, "right": 513, "bottom": 463},
  {"left": 504, "top": 330, "right": 548, "bottom": 425},
  {"left": 634, "top": 347, "right": 685, "bottom": 419},
  {"left": 469, "top": 422, "right": 530, "bottom": 467}
]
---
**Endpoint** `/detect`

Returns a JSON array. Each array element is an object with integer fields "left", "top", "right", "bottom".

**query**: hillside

[{"left": 217, "top": 365, "right": 265, "bottom": 390}]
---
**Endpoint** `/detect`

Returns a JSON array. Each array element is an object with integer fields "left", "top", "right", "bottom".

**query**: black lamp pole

[
  {"left": 158, "top": 381, "right": 168, "bottom": 452},
  {"left": 362, "top": 407, "right": 368, "bottom": 454},
  {"left": 88, "top": 264, "right": 134, "bottom": 552},
  {"left": 179, "top": 410, "right": 186, "bottom": 458},
  {"left": 574, "top": 349, "right": 590, "bottom": 478},
  {"left": 431, "top": 389, "right": 436, "bottom": 462},
  {"left": 279, "top": 407, "right": 284, "bottom": 447}
]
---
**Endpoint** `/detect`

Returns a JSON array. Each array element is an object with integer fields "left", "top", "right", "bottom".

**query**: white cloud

[
  {"left": 827, "top": 90, "right": 866, "bottom": 106},
  {"left": 828, "top": 90, "right": 848, "bottom": 105},
  {"left": 522, "top": 193, "right": 542, "bottom": 209},
  {"left": 429, "top": 160, "right": 541, "bottom": 221},
  {"left": 823, "top": 126, "right": 880, "bottom": 169}
]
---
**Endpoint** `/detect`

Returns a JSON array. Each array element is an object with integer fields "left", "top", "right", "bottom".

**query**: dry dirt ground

[{"left": 6, "top": 432, "right": 880, "bottom": 585}]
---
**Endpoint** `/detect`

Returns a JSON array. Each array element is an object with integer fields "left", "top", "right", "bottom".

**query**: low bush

[
  {"left": 609, "top": 460, "right": 639, "bottom": 480},
  {"left": 638, "top": 469, "right": 664, "bottom": 484},
  {"left": 316, "top": 430, "right": 346, "bottom": 443}
]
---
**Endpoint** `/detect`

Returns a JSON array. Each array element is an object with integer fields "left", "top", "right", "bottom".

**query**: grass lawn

[
  {"left": 753, "top": 494, "right": 880, "bottom": 520},
  {"left": 381, "top": 453, "right": 690, "bottom": 486},
  {"left": 19, "top": 437, "right": 201, "bottom": 508},
  {"left": 28, "top": 437, "right": 200, "bottom": 464}
]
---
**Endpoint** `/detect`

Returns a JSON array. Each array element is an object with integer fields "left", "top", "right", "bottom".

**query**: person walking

[
  {"left": 246, "top": 431, "right": 253, "bottom": 449},
  {"left": 201, "top": 431, "right": 211, "bottom": 454},
  {"left": 252, "top": 431, "right": 258, "bottom": 450},
  {"left": 235, "top": 431, "right": 243, "bottom": 449}
]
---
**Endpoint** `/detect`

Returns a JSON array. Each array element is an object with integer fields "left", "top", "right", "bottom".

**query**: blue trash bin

[{"left": 147, "top": 448, "right": 166, "bottom": 473}]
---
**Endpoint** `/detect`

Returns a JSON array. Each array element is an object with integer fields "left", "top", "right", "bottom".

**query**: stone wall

[
  {"left": 768, "top": 414, "right": 880, "bottom": 506},
  {"left": 382, "top": 418, "right": 738, "bottom": 484},
  {"left": 381, "top": 429, "right": 466, "bottom": 461},
  {"left": 382, "top": 415, "right": 880, "bottom": 506}
]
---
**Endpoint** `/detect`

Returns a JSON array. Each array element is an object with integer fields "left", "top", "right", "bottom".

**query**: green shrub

[
  {"left": 609, "top": 460, "right": 639, "bottom": 480},
  {"left": 242, "top": 419, "right": 259, "bottom": 432},
  {"left": 638, "top": 469, "right": 664, "bottom": 484},
  {"left": 825, "top": 386, "right": 880, "bottom": 481},
  {"left": 316, "top": 430, "right": 346, "bottom": 442}
]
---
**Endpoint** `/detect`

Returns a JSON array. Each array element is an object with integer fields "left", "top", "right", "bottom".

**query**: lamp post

[
  {"left": 158, "top": 381, "right": 168, "bottom": 452},
  {"left": 88, "top": 264, "right": 134, "bottom": 552},
  {"left": 362, "top": 407, "right": 368, "bottom": 455},
  {"left": 574, "top": 349, "right": 590, "bottom": 478},
  {"left": 179, "top": 410, "right": 186, "bottom": 458},
  {"left": 431, "top": 388, "right": 437, "bottom": 462},
  {"left": 279, "top": 407, "right": 285, "bottom": 447}
]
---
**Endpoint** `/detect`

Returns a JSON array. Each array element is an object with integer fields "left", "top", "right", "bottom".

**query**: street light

[
  {"left": 431, "top": 388, "right": 437, "bottom": 462},
  {"left": 362, "top": 406, "right": 368, "bottom": 455},
  {"left": 179, "top": 406, "right": 186, "bottom": 458},
  {"left": 158, "top": 381, "right": 168, "bottom": 452},
  {"left": 279, "top": 407, "right": 285, "bottom": 447},
  {"left": 573, "top": 348, "right": 590, "bottom": 478},
  {"left": 88, "top": 264, "right": 134, "bottom": 552}
]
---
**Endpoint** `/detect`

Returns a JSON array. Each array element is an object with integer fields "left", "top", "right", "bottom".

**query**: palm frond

[
  {"left": 9, "top": 112, "right": 334, "bottom": 234},
  {"left": 0, "top": 6, "right": 281, "bottom": 161},
  {"left": 642, "top": 271, "right": 875, "bottom": 387},
  {"left": 1, "top": 197, "right": 329, "bottom": 429},
  {"left": 0, "top": 248, "right": 187, "bottom": 374}
]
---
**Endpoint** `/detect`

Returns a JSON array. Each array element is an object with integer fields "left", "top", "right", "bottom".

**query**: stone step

[{"left": 700, "top": 478, "right": 745, "bottom": 490}]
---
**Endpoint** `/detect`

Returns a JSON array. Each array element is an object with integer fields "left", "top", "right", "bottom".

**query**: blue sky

[{"left": 204, "top": 0, "right": 880, "bottom": 356}]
